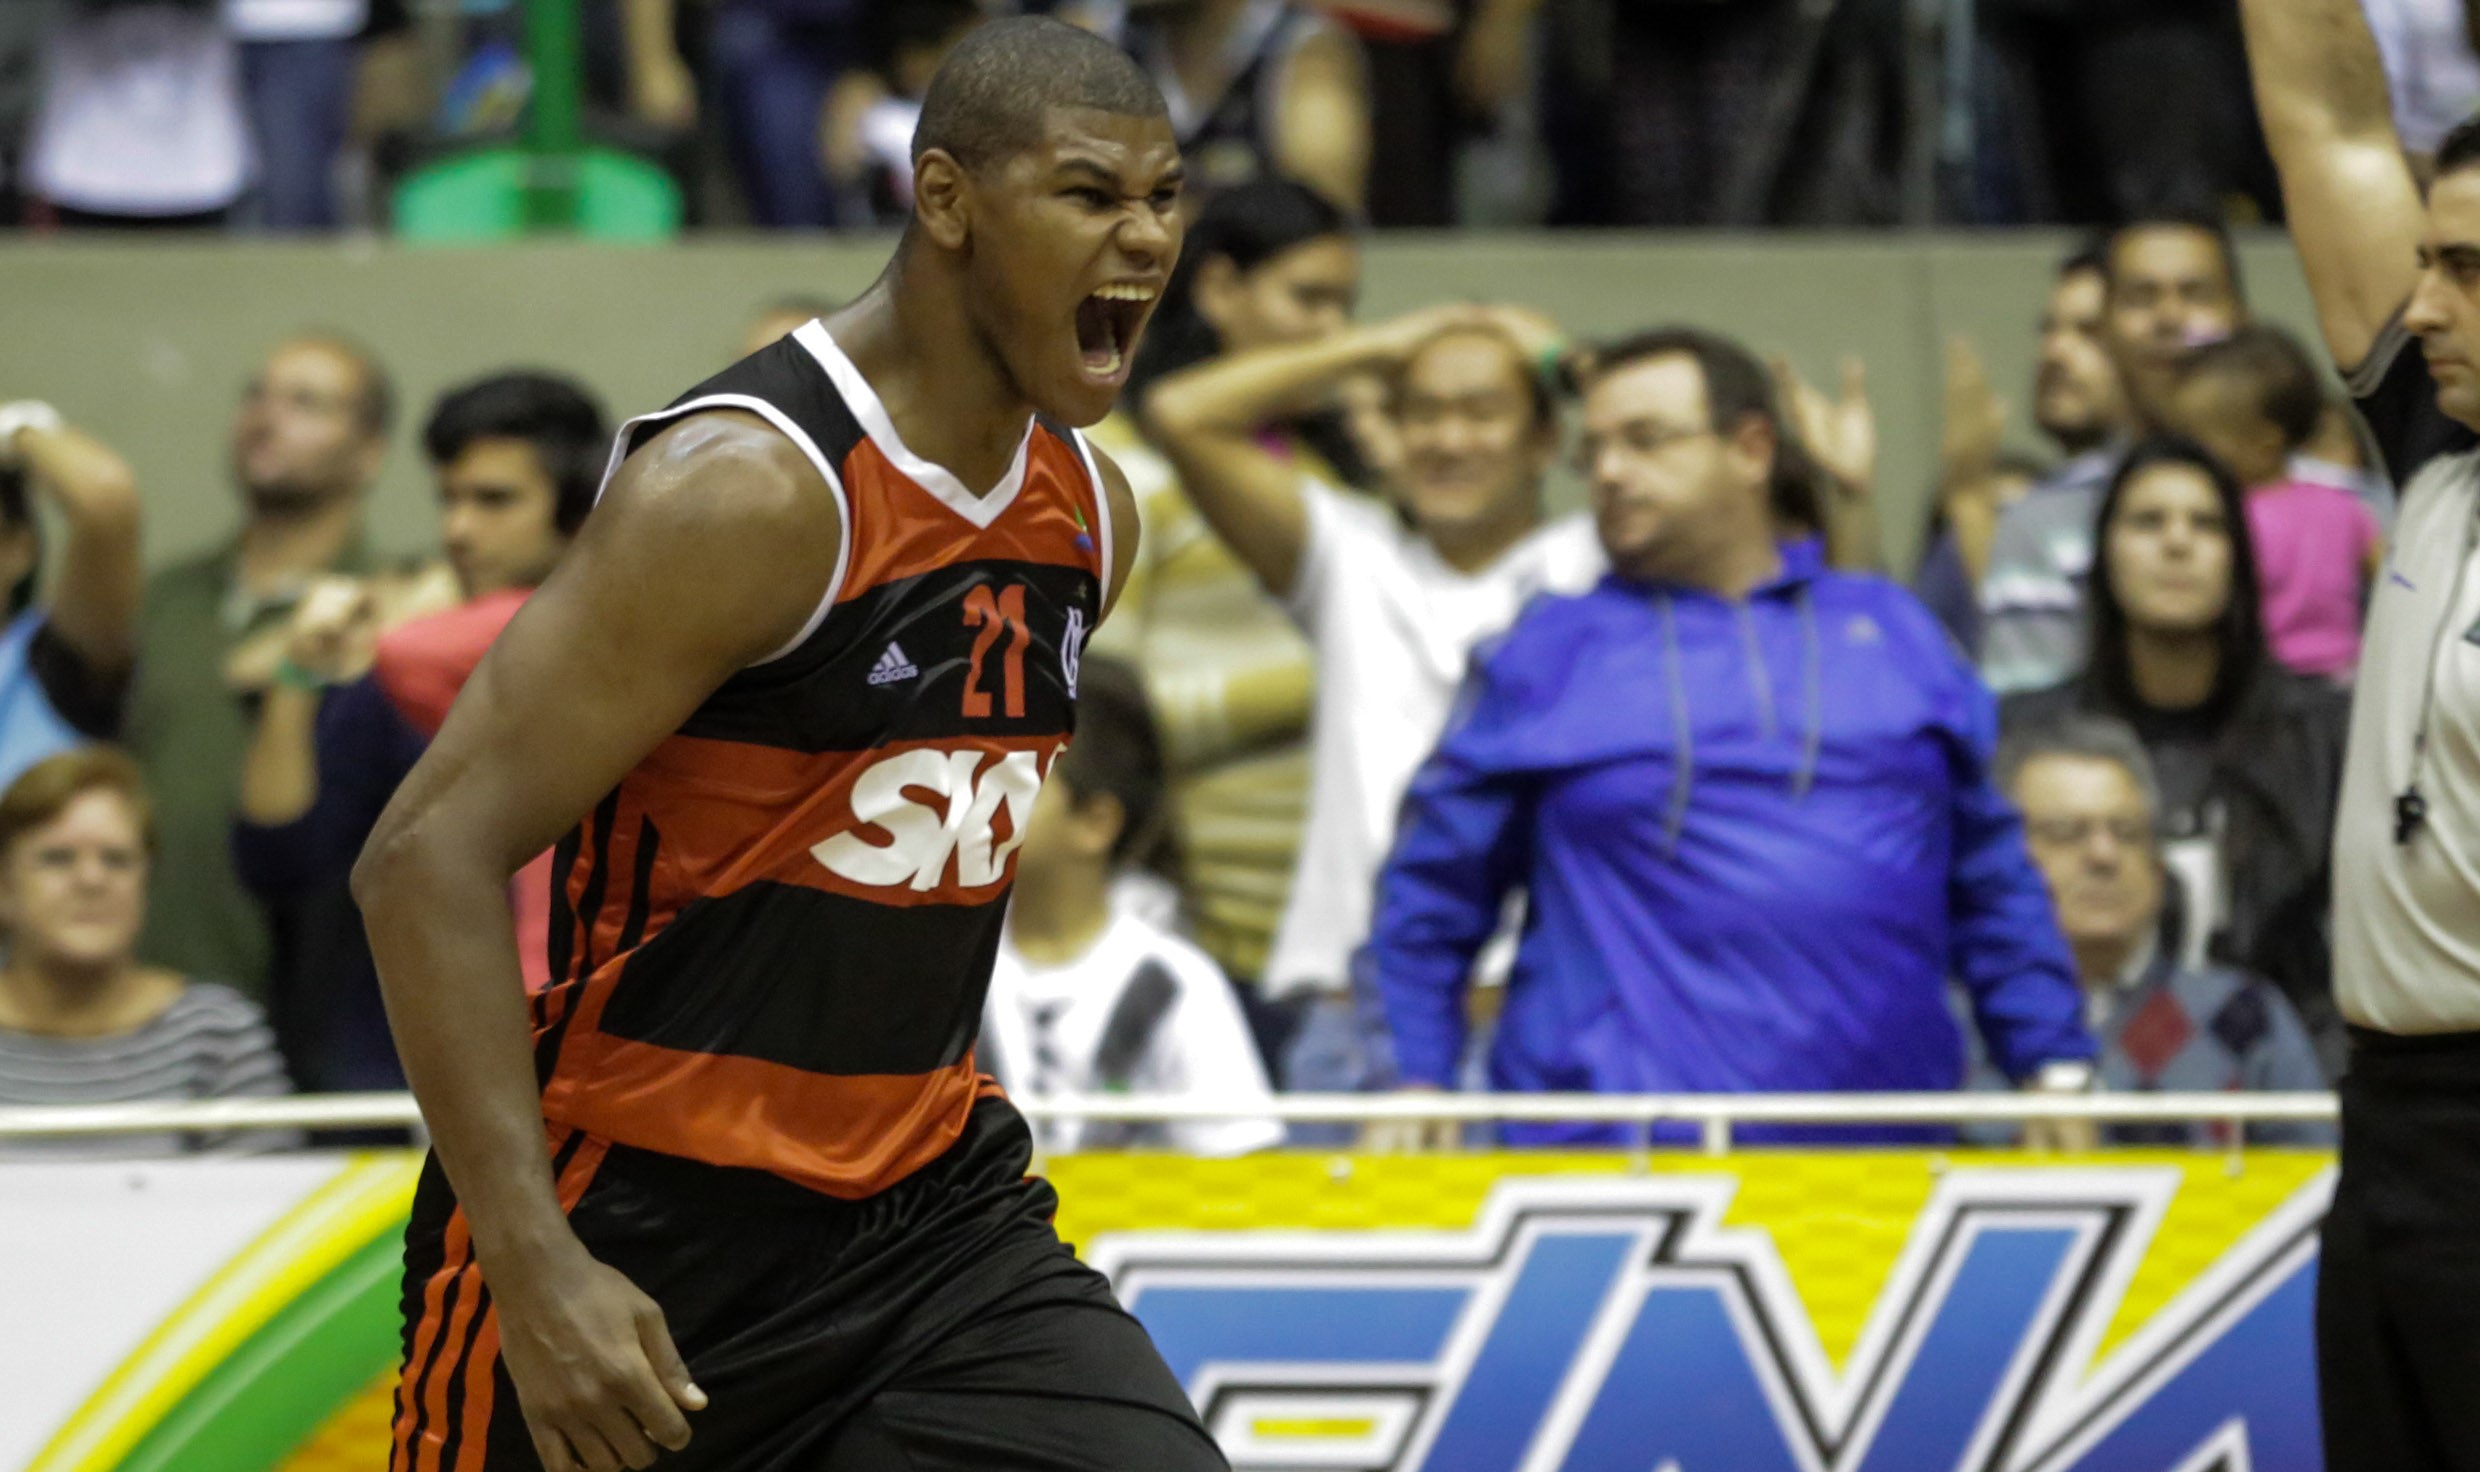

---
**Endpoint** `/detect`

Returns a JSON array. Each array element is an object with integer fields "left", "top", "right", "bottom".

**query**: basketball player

[{"left": 356, "top": 19, "right": 1218, "bottom": 1472}]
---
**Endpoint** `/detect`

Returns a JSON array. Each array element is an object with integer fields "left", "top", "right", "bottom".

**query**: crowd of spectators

[
  {"left": 9, "top": 0, "right": 2480, "bottom": 233},
  {"left": 0, "top": 180, "right": 2383, "bottom": 1160}
]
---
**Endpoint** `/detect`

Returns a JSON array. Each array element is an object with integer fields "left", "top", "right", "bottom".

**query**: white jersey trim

[
  {"left": 1069, "top": 426, "right": 1117, "bottom": 612},
  {"left": 595, "top": 392, "right": 854, "bottom": 668},
  {"left": 792, "top": 320, "right": 1032, "bottom": 530}
]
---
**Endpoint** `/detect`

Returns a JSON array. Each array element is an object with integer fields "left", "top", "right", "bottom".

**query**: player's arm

[
  {"left": 353, "top": 414, "right": 838, "bottom": 1472},
  {"left": 2239, "top": 0, "right": 2427, "bottom": 369},
  {"left": 1142, "top": 304, "right": 1478, "bottom": 598}
]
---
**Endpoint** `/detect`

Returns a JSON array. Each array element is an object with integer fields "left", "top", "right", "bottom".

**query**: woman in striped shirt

[{"left": 0, "top": 749, "right": 291, "bottom": 1156}]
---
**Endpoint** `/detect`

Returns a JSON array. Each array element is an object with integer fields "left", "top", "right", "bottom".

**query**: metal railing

[{"left": 0, "top": 1091, "right": 2339, "bottom": 1157}]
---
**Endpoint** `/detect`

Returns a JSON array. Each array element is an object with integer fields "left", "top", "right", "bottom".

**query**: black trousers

[
  {"left": 393, "top": 1101, "right": 1227, "bottom": 1471},
  {"left": 2320, "top": 1027, "right": 2480, "bottom": 1472}
]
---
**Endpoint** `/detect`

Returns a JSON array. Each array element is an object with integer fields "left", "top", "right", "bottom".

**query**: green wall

[{"left": 0, "top": 233, "right": 2321, "bottom": 575}]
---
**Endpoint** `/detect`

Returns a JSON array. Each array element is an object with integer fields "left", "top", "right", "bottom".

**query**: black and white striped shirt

[{"left": 0, "top": 982, "right": 294, "bottom": 1158}]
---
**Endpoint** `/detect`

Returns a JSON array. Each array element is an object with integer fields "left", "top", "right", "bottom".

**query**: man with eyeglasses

[
  {"left": 1364, "top": 326, "right": 2096, "bottom": 1146},
  {"left": 1986, "top": 714, "right": 2327, "bottom": 1144},
  {"left": 125, "top": 334, "right": 394, "bottom": 1005}
]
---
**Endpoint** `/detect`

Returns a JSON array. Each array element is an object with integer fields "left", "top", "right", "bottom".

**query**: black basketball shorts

[{"left": 391, "top": 1099, "right": 1228, "bottom": 1471}]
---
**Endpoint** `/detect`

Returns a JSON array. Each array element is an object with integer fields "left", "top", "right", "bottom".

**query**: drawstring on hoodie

[
  {"left": 1659, "top": 593, "right": 1694, "bottom": 854},
  {"left": 1794, "top": 586, "right": 1821, "bottom": 800},
  {"left": 1657, "top": 584, "right": 1824, "bottom": 856}
]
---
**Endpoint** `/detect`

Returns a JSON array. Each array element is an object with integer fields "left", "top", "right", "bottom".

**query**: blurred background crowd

[
  {"left": 7, "top": 0, "right": 2480, "bottom": 234},
  {"left": 0, "top": 0, "right": 2436, "bottom": 1159}
]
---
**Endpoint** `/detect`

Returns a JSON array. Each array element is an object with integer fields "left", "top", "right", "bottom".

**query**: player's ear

[{"left": 913, "top": 148, "right": 972, "bottom": 251}]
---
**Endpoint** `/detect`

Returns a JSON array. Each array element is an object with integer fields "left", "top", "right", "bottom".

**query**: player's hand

[{"left": 492, "top": 1248, "right": 706, "bottom": 1472}]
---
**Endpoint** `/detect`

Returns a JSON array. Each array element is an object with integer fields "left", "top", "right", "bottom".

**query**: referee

[{"left": 2244, "top": 2, "right": 2480, "bottom": 1466}]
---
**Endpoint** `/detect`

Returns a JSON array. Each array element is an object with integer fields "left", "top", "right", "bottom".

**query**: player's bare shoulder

[
  {"left": 609, "top": 410, "right": 838, "bottom": 532},
  {"left": 1088, "top": 440, "right": 1144, "bottom": 624},
  {"left": 575, "top": 409, "right": 845, "bottom": 664}
]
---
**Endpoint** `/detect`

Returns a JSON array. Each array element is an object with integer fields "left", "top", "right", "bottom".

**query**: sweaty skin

[{"left": 355, "top": 105, "right": 1170, "bottom": 1472}]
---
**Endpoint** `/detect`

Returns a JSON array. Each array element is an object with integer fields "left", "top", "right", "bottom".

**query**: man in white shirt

[
  {"left": 26, "top": 1, "right": 253, "bottom": 223},
  {"left": 1145, "top": 302, "right": 1603, "bottom": 1104},
  {"left": 2245, "top": 0, "right": 2480, "bottom": 1465},
  {"left": 982, "top": 658, "right": 1283, "bottom": 1158}
]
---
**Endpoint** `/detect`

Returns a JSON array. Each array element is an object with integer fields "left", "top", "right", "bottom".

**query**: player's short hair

[
  {"left": 1054, "top": 655, "right": 1173, "bottom": 873},
  {"left": 421, "top": 371, "right": 611, "bottom": 536},
  {"left": 2100, "top": 216, "right": 2246, "bottom": 307},
  {"left": 2437, "top": 113, "right": 2480, "bottom": 183},
  {"left": 1592, "top": 326, "right": 1824, "bottom": 535},
  {"left": 2178, "top": 324, "right": 2327, "bottom": 452},
  {"left": 910, "top": 15, "right": 1167, "bottom": 174}
]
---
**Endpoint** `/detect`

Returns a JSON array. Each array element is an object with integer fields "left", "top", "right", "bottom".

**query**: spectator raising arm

[
  {"left": 1272, "top": 24, "right": 1372, "bottom": 214},
  {"left": 239, "top": 576, "right": 378, "bottom": 828},
  {"left": 1772, "top": 355, "right": 1880, "bottom": 571},
  {"left": 2239, "top": 0, "right": 2426, "bottom": 370},
  {"left": 620, "top": 0, "right": 698, "bottom": 131},
  {"left": 0, "top": 407, "right": 142, "bottom": 724},
  {"left": 1143, "top": 303, "right": 1482, "bottom": 597},
  {"left": 1937, "top": 337, "right": 2011, "bottom": 588}
]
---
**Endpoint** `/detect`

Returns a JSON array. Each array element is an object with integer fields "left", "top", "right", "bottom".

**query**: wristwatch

[
  {"left": 2031, "top": 1060, "right": 2097, "bottom": 1094},
  {"left": 0, "top": 401, "right": 62, "bottom": 468}
]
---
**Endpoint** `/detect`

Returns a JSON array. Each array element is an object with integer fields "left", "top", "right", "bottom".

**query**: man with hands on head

[{"left": 1142, "top": 299, "right": 1604, "bottom": 1106}]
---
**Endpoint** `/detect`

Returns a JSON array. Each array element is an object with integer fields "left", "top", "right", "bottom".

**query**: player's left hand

[{"left": 493, "top": 1245, "right": 706, "bottom": 1471}]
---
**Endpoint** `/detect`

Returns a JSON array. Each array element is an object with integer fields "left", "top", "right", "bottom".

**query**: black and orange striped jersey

[{"left": 528, "top": 321, "right": 1117, "bottom": 1199}]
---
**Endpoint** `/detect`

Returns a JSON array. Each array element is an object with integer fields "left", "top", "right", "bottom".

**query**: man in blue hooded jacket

[{"left": 1366, "top": 327, "right": 2097, "bottom": 1143}]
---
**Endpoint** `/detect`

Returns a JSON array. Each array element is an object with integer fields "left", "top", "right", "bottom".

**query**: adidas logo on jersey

[{"left": 867, "top": 642, "right": 919, "bottom": 686}]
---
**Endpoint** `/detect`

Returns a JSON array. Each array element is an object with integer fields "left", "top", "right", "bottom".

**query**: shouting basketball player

[{"left": 357, "top": 19, "right": 1215, "bottom": 1472}]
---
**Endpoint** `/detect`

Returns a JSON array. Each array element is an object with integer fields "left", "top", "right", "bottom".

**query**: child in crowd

[
  {"left": 980, "top": 658, "right": 1284, "bottom": 1157},
  {"left": 2169, "top": 324, "right": 2382, "bottom": 681}
]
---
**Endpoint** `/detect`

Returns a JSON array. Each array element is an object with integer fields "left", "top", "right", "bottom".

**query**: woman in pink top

[{"left": 2171, "top": 325, "right": 2382, "bottom": 680}]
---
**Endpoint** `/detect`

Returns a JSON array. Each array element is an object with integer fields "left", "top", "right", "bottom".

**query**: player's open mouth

[{"left": 1076, "top": 283, "right": 1155, "bottom": 382}]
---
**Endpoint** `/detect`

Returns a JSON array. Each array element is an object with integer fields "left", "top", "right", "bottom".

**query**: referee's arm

[{"left": 2239, "top": 0, "right": 2425, "bottom": 372}]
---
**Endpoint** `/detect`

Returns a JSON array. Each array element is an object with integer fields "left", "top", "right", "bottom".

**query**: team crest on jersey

[
  {"left": 1088, "top": 1170, "right": 2329, "bottom": 1472},
  {"left": 1062, "top": 606, "right": 1088, "bottom": 697}
]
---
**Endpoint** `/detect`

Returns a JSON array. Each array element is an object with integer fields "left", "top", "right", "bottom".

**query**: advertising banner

[{"left": 4, "top": 1147, "right": 2334, "bottom": 1471}]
